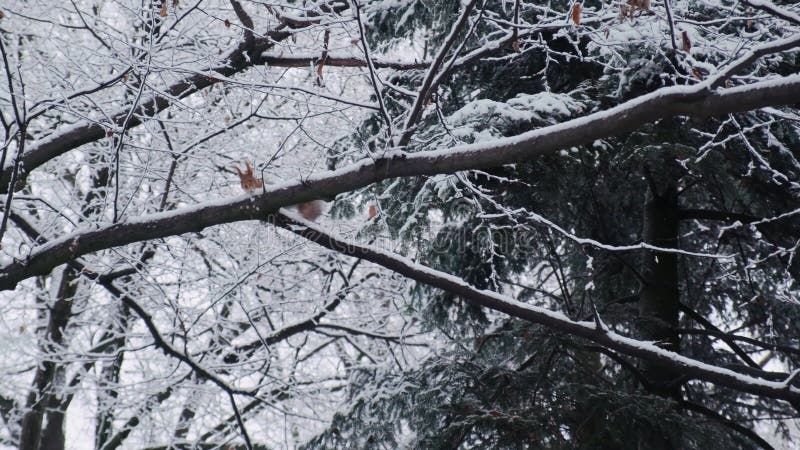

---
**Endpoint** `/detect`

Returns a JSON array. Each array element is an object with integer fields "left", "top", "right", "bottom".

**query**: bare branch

[
  {"left": 741, "top": 0, "right": 800, "bottom": 26},
  {"left": 229, "top": 0, "right": 255, "bottom": 44},
  {"left": 678, "top": 302, "right": 759, "bottom": 368},
  {"left": 351, "top": 0, "right": 393, "bottom": 136},
  {"left": 0, "top": 28, "right": 294, "bottom": 194},
  {"left": 396, "top": 0, "right": 479, "bottom": 147}
]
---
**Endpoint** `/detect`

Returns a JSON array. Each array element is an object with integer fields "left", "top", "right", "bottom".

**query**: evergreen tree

[
  {"left": 313, "top": 1, "right": 800, "bottom": 448},
  {"left": 1, "top": 1, "right": 798, "bottom": 448}
]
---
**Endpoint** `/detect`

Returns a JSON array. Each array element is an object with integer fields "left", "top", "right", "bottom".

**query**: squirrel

[{"left": 232, "top": 161, "right": 324, "bottom": 221}]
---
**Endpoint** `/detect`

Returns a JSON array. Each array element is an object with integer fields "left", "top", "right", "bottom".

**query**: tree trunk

[
  {"left": 39, "top": 399, "right": 65, "bottom": 450},
  {"left": 637, "top": 183, "right": 680, "bottom": 449},
  {"left": 19, "top": 268, "right": 77, "bottom": 450}
]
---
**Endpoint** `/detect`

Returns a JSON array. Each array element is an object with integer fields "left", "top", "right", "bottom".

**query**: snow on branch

[
  {"left": 270, "top": 211, "right": 800, "bottom": 406},
  {"left": 1, "top": 74, "right": 799, "bottom": 291},
  {"left": 742, "top": 0, "right": 800, "bottom": 26}
]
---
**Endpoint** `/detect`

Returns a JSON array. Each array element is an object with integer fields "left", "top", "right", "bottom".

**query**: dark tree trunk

[
  {"left": 39, "top": 401, "right": 65, "bottom": 450},
  {"left": 19, "top": 268, "right": 77, "bottom": 450},
  {"left": 637, "top": 183, "right": 681, "bottom": 449}
]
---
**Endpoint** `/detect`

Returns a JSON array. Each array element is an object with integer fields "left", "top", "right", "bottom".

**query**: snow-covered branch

[
  {"left": 272, "top": 211, "right": 800, "bottom": 406},
  {"left": 2, "top": 74, "right": 799, "bottom": 290}
]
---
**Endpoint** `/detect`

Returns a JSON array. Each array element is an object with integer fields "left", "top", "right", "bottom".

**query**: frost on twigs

[{"left": 3, "top": 0, "right": 800, "bottom": 448}]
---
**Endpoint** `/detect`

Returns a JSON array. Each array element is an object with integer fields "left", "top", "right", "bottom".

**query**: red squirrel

[{"left": 232, "top": 161, "right": 324, "bottom": 221}]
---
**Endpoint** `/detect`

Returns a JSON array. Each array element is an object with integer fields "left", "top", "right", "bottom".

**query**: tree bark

[
  {"left": 18, "top": 268, "right": 77, "bottom": 450},
  {"left": 637, "top": 183, "right": 681, "bottom": 449}
]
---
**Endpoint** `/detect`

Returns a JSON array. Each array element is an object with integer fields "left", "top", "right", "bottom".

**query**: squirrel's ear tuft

[{"left": 244, "top": 161, "right": 254, "bottom": 175}]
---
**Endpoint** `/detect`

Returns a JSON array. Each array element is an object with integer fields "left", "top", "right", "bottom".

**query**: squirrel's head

[
  {"left": 232, "top": 161, "right": 255, "bottom": 177},
  {"left": 232, "top": 161, "right": 263, "bottom": 191}
]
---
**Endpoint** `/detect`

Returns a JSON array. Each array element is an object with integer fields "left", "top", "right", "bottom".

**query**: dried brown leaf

[
  {"left": 316, "top": 61, "right": 324, "bottom": 79},
  {"left": 571, "top": 4, "right": 582, "bottom": 26},
  {"left": 681, "top": 31, "right": 691, "bottom": 53}
]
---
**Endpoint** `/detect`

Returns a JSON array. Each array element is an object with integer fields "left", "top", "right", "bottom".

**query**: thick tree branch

[
  {"left": 679, "top": 208, "right": 760, "bottom": 223},
  {"left": 741, "top": 0, "right": 800, "bottom": 26},
  {"left": 229, "top": 0, "right": 255, "bottom": 44},
  {"left": 2, "top": 74, "right": 799, "bottom": 290},
  {"left": 267, "top": 212, "right": 800, "bottom": 406},
  {"left": 261, "top": 54, "right": 429, "bottom": 70},
  {"left": 707, "top": 34, "right": 800, "bottom": 88}
]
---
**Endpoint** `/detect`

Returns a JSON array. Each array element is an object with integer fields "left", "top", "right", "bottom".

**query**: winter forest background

[{"left": 1, "top": 0, "right": 799, "bottom": 449}]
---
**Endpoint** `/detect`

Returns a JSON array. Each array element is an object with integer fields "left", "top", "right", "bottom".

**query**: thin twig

[
  {"left": 351, "top": 0, "right": 393, "bottom": 138},
  {"left": 396, "top": 0, "right": 480, "bottom": 148},
  {"left": 678, "top": 302, "right": 759, "bottom": 368},
  {"left": 228, "top": 393, "right": 253, "bottom": 450},
  {"left": 0, "top": 38, "right": 26, "bottom": 244}
]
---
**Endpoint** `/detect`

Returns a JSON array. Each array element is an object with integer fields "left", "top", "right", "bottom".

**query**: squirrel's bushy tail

[{"left": 296, "top": 200, "right": 324, "bottom": 221}]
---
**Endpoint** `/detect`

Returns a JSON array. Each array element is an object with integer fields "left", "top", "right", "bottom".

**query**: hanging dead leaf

[
  {"left": 172, "top": 0, "right": 179, "bottom": 7},
  {"left": 368, "top": 205, "right": 377, "bottom": 219},
  {"left": 0, "top": 10, "right": 5, "bottom": 20},
  {"left": 316, "top": 61, "right": 324, "bottom": 80},
  {"left": 512, "top": 39, "right": 520, "bottom": 53},
  {"left": 159, "top": 2, "right": 168, "bottom": 17},
  {"left": 725, "top": 79, "right": 733, "bottom": 88},
  {"left": 691, "top": 68, "right": 703, "bottom": 80},
  {"left": 571, "top": 4, "right": 582, "bottom": 26},
  {"left": 681, "top": 31, "right": 691, "bottom": 53},
  {"left": 350, "top": 38, "right": 360, "bottom": 46},
  {"left": 18, "top": 325, "right": 24, "bottom": 334},
  {"left": 224, "top": 19, "right": 231, "bottom": 28}
]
